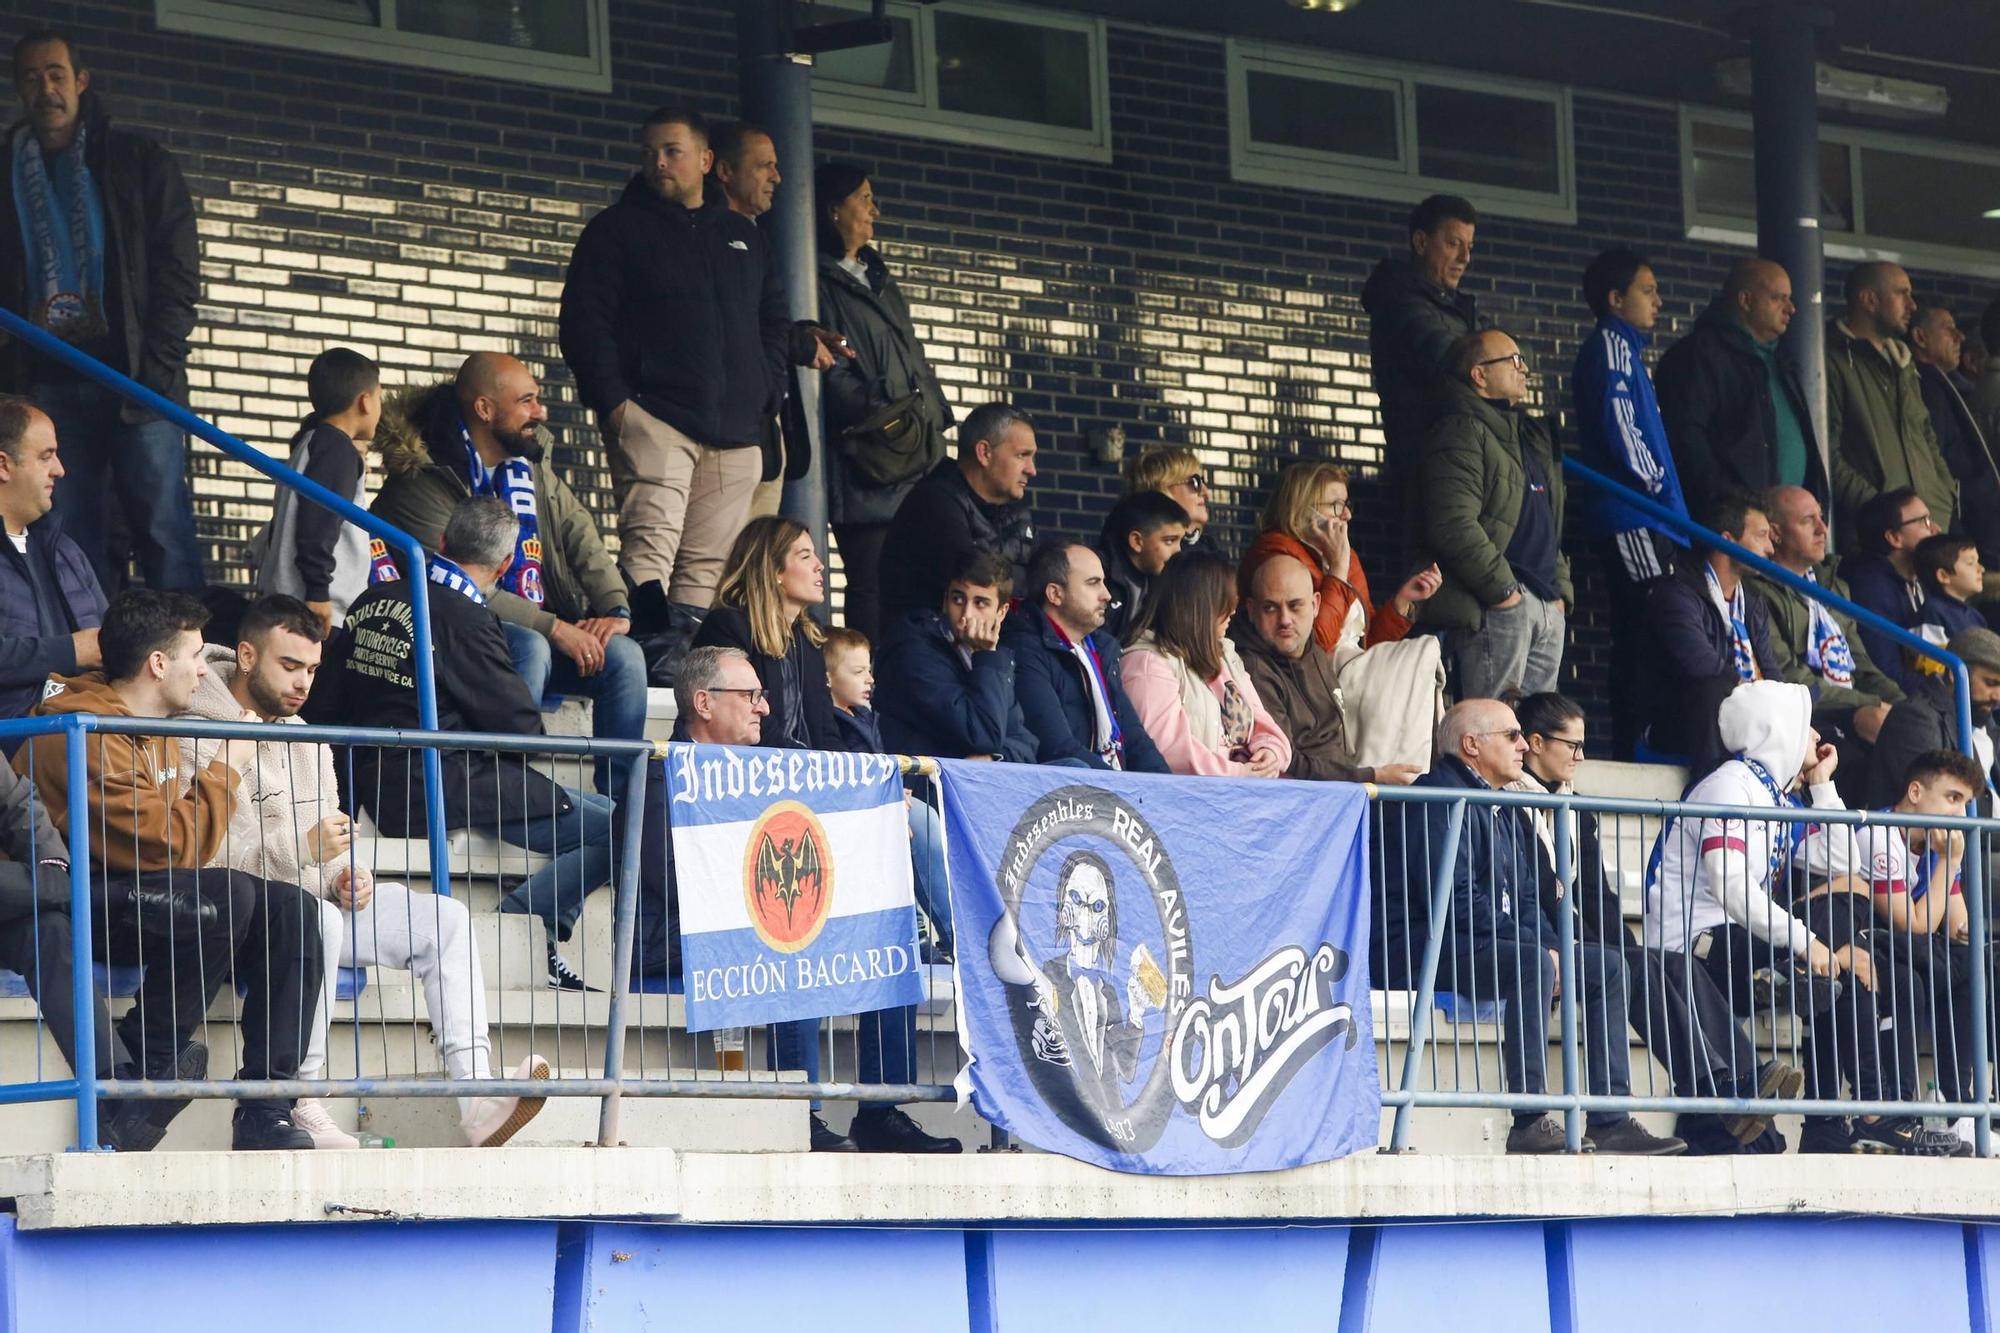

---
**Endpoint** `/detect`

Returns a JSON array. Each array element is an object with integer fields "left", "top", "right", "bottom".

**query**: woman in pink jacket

[{"left": 1119, "top": 549, "right": 1291, "bottom": 778}]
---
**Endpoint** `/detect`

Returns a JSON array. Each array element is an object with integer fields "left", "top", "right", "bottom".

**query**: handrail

[
  {"left": 0, "top": 305, "right": 453, "bottom": 901},
  {"left": 1562, "top": 457, "right": 1977, "bottom": 765}
]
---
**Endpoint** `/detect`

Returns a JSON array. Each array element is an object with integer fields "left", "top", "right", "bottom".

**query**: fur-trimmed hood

[{"left": 373, "top": 379, "right": 552, "bottom": 479}]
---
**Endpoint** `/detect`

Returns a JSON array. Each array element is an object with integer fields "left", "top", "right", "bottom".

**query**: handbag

[{"left": 840, "top": 383, "right": 942, "bottom": 487}]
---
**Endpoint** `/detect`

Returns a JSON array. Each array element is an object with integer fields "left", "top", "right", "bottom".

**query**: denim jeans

[
  {"left": 771, "top": 1005, "right": 919, "bottom": 1112},
  {"left": 909, "top": 795, "right": 953, "bottom": 957},
  {"left": 503, "top": 622, "right": 647, "bottom": 801},
  {"left": 1452, "top": 587, "right": 1565, "bottom": 700},
  {"left": 496, "top": 785, "right": 618, "bottom": 946},
  {"left": 34, "top": 381, "right": 205, "bottom": 593}
]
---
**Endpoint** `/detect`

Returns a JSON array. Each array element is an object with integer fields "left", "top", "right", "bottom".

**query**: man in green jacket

[
  {"left": 1827, "top": 262, "right": 1957, "bottom": 545},
  {"left": 1749, "top": 484, "right": 1904, "bottom": 798},
  {"left": 1417, "top": 329, "right": 1572, "bottom": 699},
  {"left": 369, "top": 352, "right": 643, "bottom": 798}
]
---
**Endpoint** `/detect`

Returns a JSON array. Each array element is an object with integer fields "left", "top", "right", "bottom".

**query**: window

[
  {"left": 155, "top": 0, "right": 611, "bottom": 92},
  {"left": 810, "top": 1, "right": 1111, "bottom": 164},
  {"left": 1682, "top": 109, "right": 2000, "bottom": 276},
  {"left": 1227, "top": 42, "right": 1576, "bottom": 224}
]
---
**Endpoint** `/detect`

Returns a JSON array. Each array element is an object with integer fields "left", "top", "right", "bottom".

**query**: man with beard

[
  {"left": 1866, "top": 626, "right": 2000, "bottom": 809},
  {"left": 369, "top": 351, "right": 643, "bottom": 801},
  {"left": 1827, "top": 262, "right": 1957, "bottom": 542}
]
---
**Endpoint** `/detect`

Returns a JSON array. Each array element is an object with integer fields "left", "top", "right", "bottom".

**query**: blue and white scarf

[
  {"left": 11, "top": 122, "right": 107, "bottom": 343},
  {"left": 1801, "top": 569, "right": 1855, "bottom": 687},
  {"left": 427, "top": 554, "right": 488, "bottom": 606},
  {"left": 1705, "top": 564, "right": 1759, "bottom": 683},
  {"left": 460, "top": 413, "right": 545, "bottom": 607},
  {"left": 1743, "top": 755, "right": 1802, "bottom": 895}
]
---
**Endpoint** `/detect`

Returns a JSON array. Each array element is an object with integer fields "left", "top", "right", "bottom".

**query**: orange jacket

[
  {"left": 15, "top": 672, "right": 241, "bottom": 873},
  {"left": 1240, "top": 531, "right": 1411, "bottom": 655}
]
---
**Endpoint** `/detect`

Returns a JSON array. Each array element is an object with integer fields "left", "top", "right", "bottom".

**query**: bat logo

[{"left": 741, "top": 802, "right": 836, "bottom": 952}]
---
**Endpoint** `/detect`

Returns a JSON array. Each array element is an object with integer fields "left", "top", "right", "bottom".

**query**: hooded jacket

[
  {"left": 1572, "top": 314, "right": 1689, "bottom": 545},
  {"left": 1748, "top": 559, "right": 1906, "bottom": 715},
  {"left": 368, "top": 382, "right": 626, "bottom": 637},
  {"left": 178, "top": 645, "right": 339, "bottom": 897},
  {"left": 0, "top": 513, "right": 106, "bottom": 724},
  {"left": 0, "top": 94, "right": 199, "bottom": 414},
  {"left": 1229, "top": 615, "right": 1366, "bottom": 783},
  {"left": 15, "top": 671, "right": 240, "bottom": 873},
  {"left": 559, "top": 180, "right": 799, "bottom": 447},
  {"left": 249, "top": 420, "right": 370, "bottom": 622},
  {"left": 1647, "top": 680, "right": 1850, "bottom": 956},
  {"left": 818, "top": 247, "right": 955, "bottom": 527},
  {"left": 1415, "top": 380, "right": 1571, "bottom": 632},
  {"left": 1654, "top": 302, "right": 1827, "bottom": 522},
  {"left": 1361, "top": 254, "right": 1478, "bottom": 463},
  {"left": 1825, "top": 320, "right": 1957, "bottom": 540}
]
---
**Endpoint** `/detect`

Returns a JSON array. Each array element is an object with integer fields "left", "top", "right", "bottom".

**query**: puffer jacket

[
  {"left": 0, "top": 513, "right": 106, "bottom": 723},
  {"left": 368, "top": 382, "right": 627, "bottom": 636},
  {"left": 1826, "top": 320, "right": 1957, "bottom": 540}
]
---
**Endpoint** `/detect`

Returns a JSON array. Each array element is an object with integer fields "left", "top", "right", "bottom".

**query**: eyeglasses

[
  {"left": 1897, "top": 512, "right": 1937, "bottom": 531},
  {"left": 1476, "top": 352, "right": 1527, "bottom": 370},
  {"left": 1319, "top": 498, "right": 1354, "bottom": 516},
  {"left": 706, "top": 686, "right": 769, "bottom": 704},
  {"left": 1540, "top": 735, "right": 1586, "bottom": 757},
  {"left": 1174, "top": 473, "right": 1209, "bottom": 493}
]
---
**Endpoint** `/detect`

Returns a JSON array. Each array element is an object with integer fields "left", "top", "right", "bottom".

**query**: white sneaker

[
  {"left": 293, "top": 1097, "right": 361, "bottom": 1150},
  {"left": 461, "top": 1054, "right": 551, "bottom": 1147}
]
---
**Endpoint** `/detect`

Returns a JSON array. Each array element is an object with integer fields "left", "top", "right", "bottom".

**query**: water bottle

[
  {"left": 356, "top": 1131, "right": 395, "bottom": 1148},
  {"left": 1925, "top": 1080, "right": 1948, "bottom": 1133},
  {"left": 714, "top": 1027, "right": 747, "bottom": 1073}
]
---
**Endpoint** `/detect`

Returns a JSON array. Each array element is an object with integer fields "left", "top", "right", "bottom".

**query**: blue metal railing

[{"left": 0, "top": 305, "right": 453, "bottom": 906}]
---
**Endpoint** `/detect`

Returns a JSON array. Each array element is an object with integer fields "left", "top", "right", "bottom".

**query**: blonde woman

[{"left": 1124, "top": 444, "right": 1211, "bottom": 546}]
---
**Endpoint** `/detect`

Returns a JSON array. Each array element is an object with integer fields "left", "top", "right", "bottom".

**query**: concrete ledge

[{"left": 6, "top": 1144, "right": 2000, "bottom": 1232}]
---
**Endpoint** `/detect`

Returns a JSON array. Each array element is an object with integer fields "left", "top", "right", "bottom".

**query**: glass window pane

[
  {"left": 1689, "top": 121, "right": 1851, "bottom": 231},
  {"left": 231, "top": 0, "right": 374, "bottom": 17},
  {"left": 1861, "top": 147, "right": 2000, "bottom": 253},
  {"left": 813, "top": 14, "right": 919, "bottom": 95},
  {"left": 1415, "top": 84, "right": 1559, "bottom": 194},
  {"left": 399, "top": 0, "right": 589, "bottom": 57},
  {"left": 1244, "top": 69, "right": 1400, "bottom": 163},
  {"left": 934, "top": 13, "right": 1094, "bottom": 132}
]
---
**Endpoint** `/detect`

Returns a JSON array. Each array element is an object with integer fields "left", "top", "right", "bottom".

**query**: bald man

[
  {"left": 369, "top": 352, "right": 646, "bottom": 798},
  {"left": 1827, "top": 261, "right": 1956, "bottom": 542},
  {"left": 1230, "top": 554, "right": 1419, "bottom": 784},
  {"left": 1414, "top": 328, "right": 1571, "bottom": 700},
  {"left": 1376, "top": 698, "right": 1683, "bottom": 1155},
  {"left": 1656, "top": 258, "right": 1826, "bottom": 522}
]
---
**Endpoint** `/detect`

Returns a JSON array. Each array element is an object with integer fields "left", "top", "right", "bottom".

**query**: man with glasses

[
  {"left": 879, "top": 401, "right": 1038, "bottom": 624},
  {"left": 1416, "top": 330, "right": 1571, "bottom": 699},
  {"left": 1378, "top": 697, "right": 1683, "bottom": 1155},
  {"left": 1841, "top": 487, "right": 1939, "bottom": 695}
]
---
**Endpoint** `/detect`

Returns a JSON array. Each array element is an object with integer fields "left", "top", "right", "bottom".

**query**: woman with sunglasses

[
  {"left": 1124, "top": 444, "right": 1213, "bottom": 548},
  {"left": 691, "top": 516, "right": 958, "bottom": 1154}
]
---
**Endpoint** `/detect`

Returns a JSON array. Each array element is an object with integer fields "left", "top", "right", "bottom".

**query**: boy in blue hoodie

[
  {"left": 1913, "top": 533, "right": 1989, "bottom": 656},
  {"left": 1574, "top": 248, "right": 1689, "bottom": 759}
]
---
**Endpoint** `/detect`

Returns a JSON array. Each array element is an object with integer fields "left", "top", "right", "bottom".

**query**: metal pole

[
  {"left": 1553, "top": 797, "right": 1582, "bottom": 1152},
  {"left": 596, "top": 750, "right": 653, "bottom": 1148},
  {"left": 1388, "top": 798, "right": 1466, "bottom": 1152},
  {"left": 64, "top": 717, "right": 100, "bottom": 1151},
  {"left": 1746, "top": 4, "right": 1834, "bottom": 455},
  {"left": 1968, "top": 823, "right": 1993, "bottom": 1157},
  {"left": 740, "top": 0, "right": 829, "bottom": 555}
]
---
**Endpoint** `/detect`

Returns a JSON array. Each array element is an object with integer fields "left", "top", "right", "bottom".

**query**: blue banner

[
  {"left": 667, "top": 743, "right": 924, "bottom": 1031},
  {"left": 940, "top": 762, "right": 1379, "bottom": 1175}
]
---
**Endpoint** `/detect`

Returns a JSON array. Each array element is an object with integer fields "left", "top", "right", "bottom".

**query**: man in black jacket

[
  {"left": 1909, "top": 304, "right": 2000, "bottom": 569},
  {"left": 5, "top": 31, "right": 202, "bottom": 595},
  {"left": 878, "top": 401, "right": 1039, "bottom": 623},
  {"left": 0, "top": 395, "right": 105, "bottom": 725},
  {"left": 1865, "top": 626, "right": 2000, "bottom": 809},
  {"left": 322, "top": 497, "right": 614, "bottom": 989},
  {"left": 1656, "top": 259, "right": 1827, "bottom": 523},
  {"left": 559, "top": 107, "right": 820, "bottom": 637}
]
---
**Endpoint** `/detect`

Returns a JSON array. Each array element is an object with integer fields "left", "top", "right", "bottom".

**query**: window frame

[
  {"left": 809, "top": 0, "right": 1114, "bottom": 165},
  {"left": 1226, "top": 40, "right": 1577, "bottom": 225},
  {"left": 1681, "top": 106, "right": 2000, "bottom": 280},
  {"left": 154, "top": 0, "right": 613, "bottom": 94}
]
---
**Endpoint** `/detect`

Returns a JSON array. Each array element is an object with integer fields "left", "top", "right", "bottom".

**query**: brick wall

[{"left": 26, "top": 1, "right": 1995, "bottom": 734}]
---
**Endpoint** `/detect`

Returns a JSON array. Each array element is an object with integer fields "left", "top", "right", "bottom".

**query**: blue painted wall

[{"left": 1, "top": 1214, "right": 1991, "bottom": 1333}]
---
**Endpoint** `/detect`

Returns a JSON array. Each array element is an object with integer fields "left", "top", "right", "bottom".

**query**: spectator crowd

[{"left": 6, "top": 26, "right": 2000, "bottom": 1160}]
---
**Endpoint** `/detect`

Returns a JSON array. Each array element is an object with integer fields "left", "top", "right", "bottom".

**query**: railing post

[
  {"left": 63, "top": 717, "right": 100, "bottom": 1152},
  {"left": 596, "top": 749, "right": 653, "bottom": 1148},
  {"left": 1967, "top": 821, "right": 1993, "bottom": 1158},
  {"left": 1389, "top": 798, "right": 1466, "bottom": 1152},
  {"left": 1553, "top": 796, "right": 1583, "bottom": 1152}
]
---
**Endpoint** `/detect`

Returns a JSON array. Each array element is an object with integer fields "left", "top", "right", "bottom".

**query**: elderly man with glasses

[{"left": 1414, "top": 329, "right": 1572, "bottom": 699}]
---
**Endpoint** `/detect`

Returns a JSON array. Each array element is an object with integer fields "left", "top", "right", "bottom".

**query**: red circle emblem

[{"left": 742, "top": 801, "right": 836, "bottom": 953}]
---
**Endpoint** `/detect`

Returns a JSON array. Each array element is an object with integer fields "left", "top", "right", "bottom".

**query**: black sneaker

[
  {"left": 809, "top": 1113, "right": 857, "bottom": 1152},
  {"left": 1797, "top": 1117, "right": 1856, "bottom": 1153},
  {"left": 1504, "top": 1113, "right": 1594, "bottom": 1154},
  {"left": 547, "top": 943, "right": 597, "bottom": 992},
  {"left": 1588, "top": 1118, "right": 1687, "bottom": 1156},
  {"left": 849, "top": 1106, "right": 963, "bottom": 1154},
  {"left": 98, "top": 1040, "right": 207, "bottom": 1152},
  {"left": 1852, "top": 1116, "right": 1974, "bottom": 1157},
  {"left": 232, "top": 1101, "right": 315, "bottom": 1151}
]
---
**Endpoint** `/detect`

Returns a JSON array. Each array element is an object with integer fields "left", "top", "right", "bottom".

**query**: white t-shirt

[
  {"left": 6, "top": 528, "right": 26, "bottom": 555},
  {"left": 1851, "top": 821, "right": 1961, "bottom": 903}
]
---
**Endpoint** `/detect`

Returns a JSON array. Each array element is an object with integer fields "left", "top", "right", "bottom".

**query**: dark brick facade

[{"left": 17, "top": 1, "right": 1994, "bottom": 733}]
